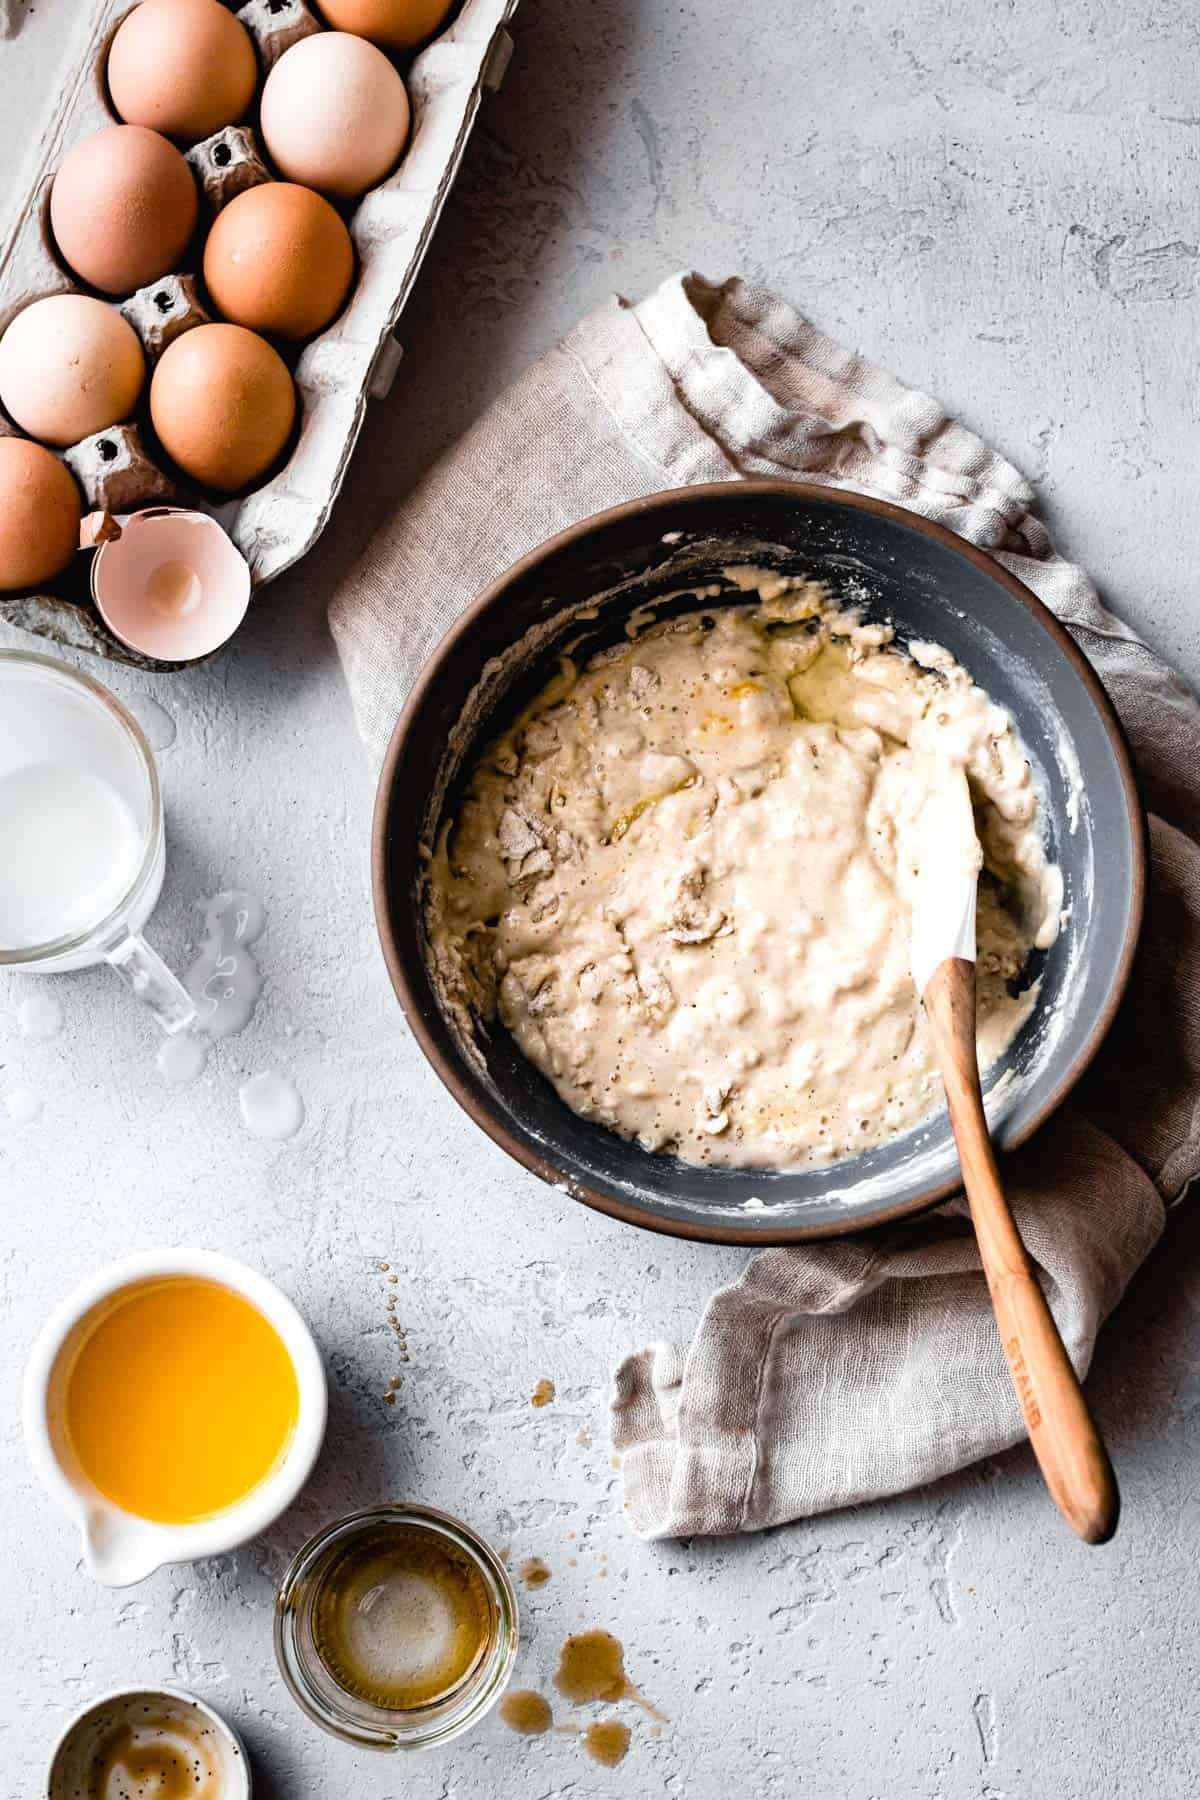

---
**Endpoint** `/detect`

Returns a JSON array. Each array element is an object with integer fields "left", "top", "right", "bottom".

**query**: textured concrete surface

[{"left": 3, "top": 2, "right": 1200, "bottom": 1794}]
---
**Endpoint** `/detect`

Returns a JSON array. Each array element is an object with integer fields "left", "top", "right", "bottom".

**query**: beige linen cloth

[{"left": 332, "top": 272, "right": 1200, "bottom": 1538}]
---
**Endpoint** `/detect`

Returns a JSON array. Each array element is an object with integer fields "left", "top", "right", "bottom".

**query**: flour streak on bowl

[{"left": 373, "top": 482, "right": 1145, "bottom": 1245}]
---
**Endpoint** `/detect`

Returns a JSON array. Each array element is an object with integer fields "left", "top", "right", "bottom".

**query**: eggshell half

[{"left": 92, "top": 508, "right": 251, "bottom": 660}]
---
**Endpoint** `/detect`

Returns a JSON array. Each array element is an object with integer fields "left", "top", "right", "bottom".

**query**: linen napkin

[{"left": 330, "top": 272, "right": 1200, "bottom": 1538}]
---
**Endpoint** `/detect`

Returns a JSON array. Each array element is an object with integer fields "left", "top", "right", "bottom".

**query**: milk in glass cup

[{"left": 0, "top": 650, "right": 194, "bottom": 1032}]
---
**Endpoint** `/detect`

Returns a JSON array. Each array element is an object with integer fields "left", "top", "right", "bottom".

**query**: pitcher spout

[{"left": 82, "top": 1506, "right": 171, "bottom": 1588}]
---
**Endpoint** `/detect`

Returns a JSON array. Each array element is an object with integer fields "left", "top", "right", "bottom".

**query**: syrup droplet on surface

[
  {"left": 582, "top": 1719, "right": 631, "bottom": 1767},
  {"left": 519, "top": 1556, "right": 551, "bottom": 1590},
  {"left": 554, "top": 1630, "right": 627, "bottom": 1705},
  {"left": 499, "top": 1689, "right": 552, "bottom": 1735},
  {"left": 554, "top": 1630, "right": 666, "bottom": 1719},
  {"left": 531, "top": 1378, "right": 555, "bottom": 1408}
]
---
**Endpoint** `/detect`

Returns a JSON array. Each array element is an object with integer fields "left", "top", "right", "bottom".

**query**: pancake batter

[{"left": 426, "top": 573, "right": 1061, "bottom": 1169}]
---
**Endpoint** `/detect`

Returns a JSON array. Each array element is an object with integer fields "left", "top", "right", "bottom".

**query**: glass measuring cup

[{"left": 0, "top": 650, "right": 195, "bottom": 1033}]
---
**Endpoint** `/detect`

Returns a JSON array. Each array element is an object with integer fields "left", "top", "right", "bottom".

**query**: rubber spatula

[{"left": 904, "top": 757, "right": 1119, "bottom": 1545}]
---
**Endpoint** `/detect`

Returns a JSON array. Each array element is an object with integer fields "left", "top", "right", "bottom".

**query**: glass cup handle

[{"left": 104, "top": 931, "right": 197, "bottom": 1035}]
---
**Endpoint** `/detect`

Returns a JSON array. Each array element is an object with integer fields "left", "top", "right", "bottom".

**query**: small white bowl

[
  {"left": 91, "top": 508, "right": 251, "bottom": 662},
  {"left": 23, "top": 1248, "right": 327, "bottom": 1586},
  {"left": 47, "top": 1685, "right": 251, "bottom": 1798}
]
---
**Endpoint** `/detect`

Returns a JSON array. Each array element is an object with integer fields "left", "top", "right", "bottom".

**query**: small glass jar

[{"left": 274, "top": 1503, "right": 518, "bottom": 1751}]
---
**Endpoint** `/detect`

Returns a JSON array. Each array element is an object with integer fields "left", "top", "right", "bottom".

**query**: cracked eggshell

[
  {"left": 0, "top": 438, "right": 82, "bottom": 592},
  {"left": 0, "top": 296, "right": 145, "bottom": 447},
  {"left": 259, "top": 32, "right": 410, "bottom": 200},
  {"left": 150, "top": 322, "right": 296, "bottom": 493},
  {"left": 50, "top": 125, "right": 199, "bottom": 296},
  {"left": 204, "top": 183, "right": 355, "bottom": 341},
  {"left": 107, "top": 0, "right": 259, "bottom": 142}
]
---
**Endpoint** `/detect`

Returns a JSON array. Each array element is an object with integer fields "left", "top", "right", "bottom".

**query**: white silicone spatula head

[{"left": 897, "top": 756, "right": 983, "bottom": 997}]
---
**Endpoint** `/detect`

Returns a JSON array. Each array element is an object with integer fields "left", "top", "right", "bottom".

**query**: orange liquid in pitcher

[{"left": 64, "top": 1276, "right": 299, "bottom": 1524}]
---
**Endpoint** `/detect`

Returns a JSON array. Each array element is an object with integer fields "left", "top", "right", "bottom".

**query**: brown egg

[
  {"left": 0, "top": 295, "right": 145, "bottom": 447},
  {"left": 150, "top": 323, "right": 296, "bottom": 492},
  {"left": 204, "top": 184, "right": 355, "bottom": 341},
  {"left": 0, "top": 437, "right": 82, "bottom": 592},
  {"left": 51, "top": 125, "right": 198, "bottom": 295},
  {"left": 108, "top": 0, "right": 258, "bottom": 142},
  {"left": 315, "top": 0, "right": 455, "bottom": 50}
]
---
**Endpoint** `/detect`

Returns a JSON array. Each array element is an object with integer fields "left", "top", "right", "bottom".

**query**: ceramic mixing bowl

[{"left": 373, "top": 482, "right": 1145, "bottom": 1244}]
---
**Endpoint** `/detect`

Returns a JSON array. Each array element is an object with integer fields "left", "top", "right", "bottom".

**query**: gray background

[{"left": 3, "top": 1, "right": 1198, "bottom": 1794}]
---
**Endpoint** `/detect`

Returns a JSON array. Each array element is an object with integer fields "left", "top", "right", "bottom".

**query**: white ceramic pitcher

[{"left": 23, "top": 1248, "right": 328, "bottom": 1586}]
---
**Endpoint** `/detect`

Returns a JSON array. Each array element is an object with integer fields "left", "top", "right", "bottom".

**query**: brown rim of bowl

[{"left": 371, "top": 479, "right": 1148, "bottom": 1246}]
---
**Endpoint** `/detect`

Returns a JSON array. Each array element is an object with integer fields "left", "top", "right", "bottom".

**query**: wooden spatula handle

[{"left": 924, "top": 957, "right": 1119, "bottom": 1545}]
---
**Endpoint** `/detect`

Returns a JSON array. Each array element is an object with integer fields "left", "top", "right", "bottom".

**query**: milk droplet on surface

[
  {"left": 134, "top": 695, "right": 177, "bottom": 752},
  {"left": 155, "top": 889, "right": 267, "bottom": 1086},
  {"left": 239, "top": 1071, "right": 304, "bottom": 1140},
  {"left": 17, "top": 991, "right": 63, "bottom": 1040},
  {"left": 184, "top": 889, "right": 266, "bottom": 1037},
  {"left": 5, "top": 1086, "right": 43, "bottom": 1124},
  {"left": 156, "top": 1032, "right": 209, "bottom": 1085}
]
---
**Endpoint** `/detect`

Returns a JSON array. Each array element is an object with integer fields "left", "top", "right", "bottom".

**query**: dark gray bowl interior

[{"left": 375, "top": 484, "right": 1143, "bottom": 1243}]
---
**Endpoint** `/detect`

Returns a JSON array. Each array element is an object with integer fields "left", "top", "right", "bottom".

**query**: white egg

[
  {"left": 260, "top": 33, "right": 410, "bottom": 201},
  {"left": 0, "top": 295, "right": 145, "bottom": 447}
]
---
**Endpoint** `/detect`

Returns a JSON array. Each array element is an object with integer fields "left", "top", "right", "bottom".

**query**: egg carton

[{"left": 0, "top": 0, "right": 517, "bottom": 668}]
